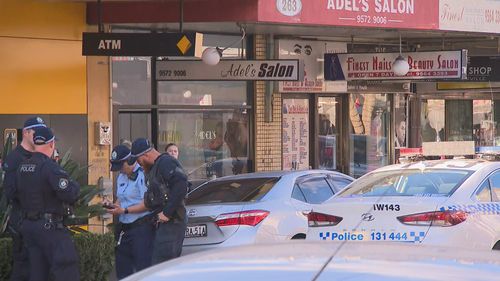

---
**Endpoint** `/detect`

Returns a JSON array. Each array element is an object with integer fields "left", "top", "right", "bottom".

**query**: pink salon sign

[{"left": 259, "top": 0, "right": 439, "bottom": 30}]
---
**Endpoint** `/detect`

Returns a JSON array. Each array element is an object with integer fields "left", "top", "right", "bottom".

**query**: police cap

[
  {"left": 33, "top": 127, "right": 56, "bottom": 145},
  {"left": 110, "top": 144, "right": 131, "bottom": 171},
  {"left": 128, "top": 138, "right": 153, "bottom": 165},
  {"left": 24, "top": 116, "right": 47, "bottom": 130}
]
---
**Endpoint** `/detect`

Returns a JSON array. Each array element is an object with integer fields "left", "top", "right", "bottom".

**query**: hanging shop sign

[
  {"left": 155, "top": 60, "right": 304, "bottom": 81},
  {"left": 82, "top": 32, "right": 203, "bottom": 57},
  {"left": 261, "top": 0, "right": 438, "bottom": 30},
  {"left": 324, "top": 50, "right": 468, "bottom": 81},
  {"left": 467, "top": 56, "right": 500, "bottom": 82},
  {"left": 439, "top": 0, "right": 500, "bottom": 33},
  {"left": 278, "top": 40, "right": 347, "bottom": 93}
]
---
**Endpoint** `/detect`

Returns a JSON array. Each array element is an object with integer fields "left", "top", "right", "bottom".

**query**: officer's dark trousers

[
  {"left": 151, "top": 218, "right": 187, "bottom": 265},
  {"left": 21, "top": 220, "right": 79, "bottom": 281},
  {"left": 8, "top": 209, "right": 29, "bottom": 281},
  {"left": 115, "top": 222, "right": 155, "bottom": 279},
  {"left": 8, "top": 226, "right": 29, "bottom": 281}
]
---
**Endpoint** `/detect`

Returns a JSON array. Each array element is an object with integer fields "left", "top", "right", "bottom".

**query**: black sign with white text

[
  {"left": 82, "top": 32, "right": 202, "bottom": 57},
  {"left": 468, "top": 56, "right": 500, "bottom": 82},
  {"left": 156, "top": 60, "right": 304, "bottom": 81}
]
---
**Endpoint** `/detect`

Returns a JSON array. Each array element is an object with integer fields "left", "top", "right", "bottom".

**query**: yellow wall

[{"left": 0, "top": 0, "right": 87, "bottom": 114}]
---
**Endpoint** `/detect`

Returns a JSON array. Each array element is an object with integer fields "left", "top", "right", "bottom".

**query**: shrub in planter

[{"left": 0, "top": 233, "right": 114, "bottom": 281}]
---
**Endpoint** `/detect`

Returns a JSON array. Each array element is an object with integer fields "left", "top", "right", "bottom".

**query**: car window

[
  {"left": 291, "top": 184, "right": 307, "bottom": 202},
  {"left": 475, "top": 180, "right": 492, "bottom": 202},
  {"left": 297, "top": 178, "right": 334, "bottom": 204},
  {"left": 186, "top": 177, "right": 279, "bottom": 205},
  {"left": 337, "top": 169, "right": 472, "bottom": 198},
  {"left": 488, "top": 171, "right": 500, "bottom": 202},
  {"left": 328, "top": 177, "right": 352, "bottom": 192}
]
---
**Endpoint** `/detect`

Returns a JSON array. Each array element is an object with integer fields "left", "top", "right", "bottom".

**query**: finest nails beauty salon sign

[
  {"left": 324, "top": 50, "right": 468, "bottom": 80},
  {"left": 156, "top": 60, "right": 304, "bottom": 81}
]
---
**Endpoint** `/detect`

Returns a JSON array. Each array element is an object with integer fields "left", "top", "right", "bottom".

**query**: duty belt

[{"left": 121, "top": 215, "right": 153, "bottom": 231}]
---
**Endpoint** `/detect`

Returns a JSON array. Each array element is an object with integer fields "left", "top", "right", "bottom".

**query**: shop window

[
  {"left": 446, "top": 100, "right": 473, "bottom": 141},
  {"left": 349, "top": 94, "right": 390, "bottom": 178},
  {"left": 421, "top": 100, "right": 445, "bottom": 142},
  {"left": 318, "top": 97, "right": 337, "bottom": 170},
  {"left": 112, "top": 58, "right": 152, "bottom": 105},
  {"left": 473, "top": 100, "right": 500, "bottom": 147},
  {"left": 158, "top": 110, "right": 249, "bottom": 185},
  {"left": 394, "top": 94, "right": 408, "bottom": 148},
  {"left": 158, "top": 81, "right": 247, "bottom": 106}
]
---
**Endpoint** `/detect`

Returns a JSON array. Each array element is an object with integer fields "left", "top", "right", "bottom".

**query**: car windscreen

[
  {"left": 187, "top": 177, "right": 280, "bottom": 204},
  {"left": 337, "top": 169, "right": 473, "bottom": 198}
]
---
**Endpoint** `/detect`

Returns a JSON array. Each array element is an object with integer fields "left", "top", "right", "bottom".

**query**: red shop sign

[{"left": 259, "top": 0, "right": 439, "bottom": 30}]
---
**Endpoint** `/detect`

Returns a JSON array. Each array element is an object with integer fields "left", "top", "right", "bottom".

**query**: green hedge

[{"left": 0, "top": 233, "right": 114, "bottom": 281}]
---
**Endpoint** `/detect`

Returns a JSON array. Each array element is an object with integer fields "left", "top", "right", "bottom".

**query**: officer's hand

[
  {"left": 105, "top": 204, "right": 122, "bottom": 215},
  {"left": 158, "top": 212, "right": 170, "bottom": 223}
]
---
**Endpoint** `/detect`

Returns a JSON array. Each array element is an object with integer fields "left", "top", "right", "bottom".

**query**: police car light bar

[{"left": 422, "top": 141, "right": 475, "bottom": 157}]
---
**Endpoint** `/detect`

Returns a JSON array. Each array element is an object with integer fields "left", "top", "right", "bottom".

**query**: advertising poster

[
  {"left": 282, "top": 99, "right": 309, "bottom": 170},
  {"left": 278, "top": 40, "right": 347, "bottom": 93}
]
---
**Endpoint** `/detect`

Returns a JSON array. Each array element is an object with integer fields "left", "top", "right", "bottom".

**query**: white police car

[{"left": 307, "top": 159, "right": 500, "bottom": 250}]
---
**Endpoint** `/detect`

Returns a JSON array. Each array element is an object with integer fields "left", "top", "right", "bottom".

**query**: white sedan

[
  {"left": 183, "top": 170, "right": 353, "bottom": 255},
  {"left": 307, "top": 159, "right": 500, "bottom": 250},
  {"left": 123, "top": 242, "right": 500, "bottom": 281}
]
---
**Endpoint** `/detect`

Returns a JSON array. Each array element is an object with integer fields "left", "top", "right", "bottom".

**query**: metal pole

[
  {"left": 179, "top": 0, "right": 184, "bottom": 33},
  {"left": 97, "top": 0, "right": 104, "bottom": 33}
]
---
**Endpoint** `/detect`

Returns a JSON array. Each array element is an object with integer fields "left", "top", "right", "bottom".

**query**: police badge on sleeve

[{"left": 59, "top": 178, "right": 69, "bottom": 190}]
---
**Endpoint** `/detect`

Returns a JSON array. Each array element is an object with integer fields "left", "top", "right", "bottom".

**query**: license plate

[{"left": 185, "top": 224, "right": 207, "bottom": 238}]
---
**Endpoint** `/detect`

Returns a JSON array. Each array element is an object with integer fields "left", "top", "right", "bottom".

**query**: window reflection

[
  {"left": 421, "top": 100, "right": 445, "bottom": 142},
  {"left": 158, "top": 110, "right": 249, "bottom": 188},
  {"left": 349, "top": 94, "right": 390, "bottom": 178},
  {"left": 318, "top": 97, "right": 337, "bottom": 170}
]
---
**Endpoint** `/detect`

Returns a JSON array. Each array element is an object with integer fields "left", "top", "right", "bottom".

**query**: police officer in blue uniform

[
  {"left": 128, "top": 138, "right": 188, "bottom": 264},
  {"left": 104, "top": 144, "right": 155, "bottom": 279},
  {"left": 2, "top": 117, "right": 46, "bottom": 281},
  {"left": 15, "top": 126, "right": 80, "bottom": 281}
]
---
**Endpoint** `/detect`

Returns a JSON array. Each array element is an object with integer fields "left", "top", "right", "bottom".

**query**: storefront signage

[
  {"left": 155, "top": 60, "right": 304, "bottom": 81},
  {"left": 324, "top": 50, "right": 468, "bottom": 81},
  {"left": 278, "top": 40, "right": 347, "bottom": 93},
  {"left": 262, "top": 0, "right": 438, "bottom": 30},
  {"left": 439, "top": 0, "right": 500, "bottom": 33},
  {"left": 347, "top": 81, "right": 411, "bottom": 92},
  {"left": 467, "top": 56, "right": 500, "bottom": 82},
  {"left": 282, "top": 98, "right": 309, "bottom": 170},
  {"left": 82, "top": 32, "right": 203, "bottom": 57}
]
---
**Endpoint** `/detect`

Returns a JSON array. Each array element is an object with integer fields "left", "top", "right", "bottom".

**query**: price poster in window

[{"left": 282, "top": 98, "right": 309, "bottom": 170}]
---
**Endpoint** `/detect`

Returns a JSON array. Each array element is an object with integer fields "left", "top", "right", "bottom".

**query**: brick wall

[{"left": 254, "top": 35, "right": 283, "bottom": 171}]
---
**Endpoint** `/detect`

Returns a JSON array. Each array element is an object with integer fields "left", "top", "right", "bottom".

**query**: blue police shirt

[{"left": 116, "top": 164, "right": 150, "bottom": 224}]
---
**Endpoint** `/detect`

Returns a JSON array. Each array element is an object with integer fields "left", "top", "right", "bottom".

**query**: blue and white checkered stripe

[
  {"left": 410, "top": 231, "right": 426, "bottom": 242},
  {"left": 319, "top": 232, "right": 330, "bottom": 240},
  {"left": 440, "top": 203, "right": 500, "bottom": 215}
]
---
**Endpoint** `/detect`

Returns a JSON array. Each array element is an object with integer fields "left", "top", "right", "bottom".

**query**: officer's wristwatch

[{"left": 124, "top": 208, "right": 129, "bottom": 214}]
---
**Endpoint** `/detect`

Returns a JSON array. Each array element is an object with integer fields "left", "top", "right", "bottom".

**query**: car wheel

[
  {"left": 493, "top": 241, "right": 500, "bottom": 250},
  {"left": 291, "top": 233, "right": 306, "bottom": 240}
]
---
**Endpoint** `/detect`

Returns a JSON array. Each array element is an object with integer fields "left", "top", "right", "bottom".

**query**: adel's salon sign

[
  {"left": 262, "top": 0, "right": 438, "bottom": 30},
  {"left": 324, "top": 50, "right": 468, "bottom": 81},
  {"left": 156, "top": 60, "right": 304, "bottom": 81}
]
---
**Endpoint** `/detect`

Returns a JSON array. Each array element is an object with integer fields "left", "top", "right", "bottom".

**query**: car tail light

[
  {"left": 215, "top": 210, "right": 269, "bottom": 227},
  {"left": 307, "top": 212, "right": 343, "bottom": 227},
  {"left": 397, "top": 210, "right": 468, "bottom": 227}
]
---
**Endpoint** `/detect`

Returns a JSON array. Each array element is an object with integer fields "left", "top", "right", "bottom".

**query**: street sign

[
  {"left": 82, "top": 32, "right": 203, "bottom": 57},
  {"left": 156, "top": 60, "right": 304, "bottom": 81}
]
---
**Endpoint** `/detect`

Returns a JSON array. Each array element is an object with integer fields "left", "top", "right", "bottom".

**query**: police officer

[
  {"left": 105, "top": 144, "right": 155, "bottom": 279},
  {"left": 15, "top": 126, "right": 80, "bottom": 281},
  {"left": 2, "top": 116, "right": 46, "bottom": 281},
  {"left": 128, "top": 138, "right": 188, "bottom": 264}
]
